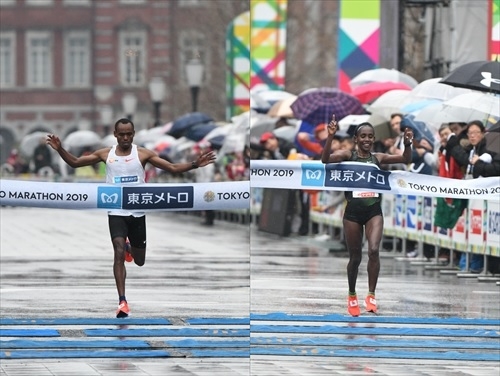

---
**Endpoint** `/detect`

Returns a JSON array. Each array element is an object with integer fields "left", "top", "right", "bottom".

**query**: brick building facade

[{"left": 0, "top": 0, "right": 248, "bottom": 163}]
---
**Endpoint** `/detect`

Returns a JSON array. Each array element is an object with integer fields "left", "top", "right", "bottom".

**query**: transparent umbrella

[
  {"left": 19, "top": 131, "right": 49, "bottom": 158},
  {"left": 63, "top": 130, "right": 102, "bottom": 150}
]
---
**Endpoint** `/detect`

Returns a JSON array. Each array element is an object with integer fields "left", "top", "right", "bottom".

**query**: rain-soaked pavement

[{"left": 1, "top": 206, "right": 499, "bottom": 375}]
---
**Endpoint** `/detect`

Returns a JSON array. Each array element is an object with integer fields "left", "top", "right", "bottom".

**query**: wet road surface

[{"left": 1, "top": 207, "right": 499, "bottom": 375}]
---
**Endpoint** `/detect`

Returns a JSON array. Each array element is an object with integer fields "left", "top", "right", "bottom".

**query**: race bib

[{"left": 352, "top": 191, "right": 379, "bottom": 198}]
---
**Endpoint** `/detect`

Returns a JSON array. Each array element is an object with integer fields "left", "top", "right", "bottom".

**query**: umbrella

[
  {"left": 249, "top": 114, "right": 279, "bottom": 143},
  {"left": 169, "top": 112, "right": 213, "bottom": 138},
  {"left": 266, "top": 96, "right": 296, "bottom": 118},
  {"left": 153, "top": 135, "right": 176, "bottom": 153},
  {"left": 185, "top": 122, "right": 218, "bottom": 142},
  {"left": 442, "top": 92, "right": 500, "bottom": 119},
  {"left": 404, "top": 77, "right": 472, "bottom": 102},
  {"left": 366, "top": 89, "right": 412, "bottom": 119},
  {"left": 272, "top": 125, "right": 298, "bottom": 143},
  {"left": 401, "top": 115, "right": 436, "bottom": 147},
  {"left": 400, "top": 99, "right": 442, "bottom": 115},
  {"left": 134, "top": 126, "right": 168, "bottom": 146},
  {"left": 204, "top": 134, "right": 225, "bottom": 150},
  {"left": 290, "top": 87, "right": 365, "bottom": 126},
  {"left": 250, "top": 89, "right": 296, "bottom": 113},
  {"left": 200, "top": 122, "right": 236, "bottom": 150},
  {"left": 101, "top": 134, "right": 117, "bottom": 147},
  {"left": 349, "top": 68, "right": 419, "bottom": 89},
  {"left": 63, "top": 130, "right": 101, "bottom": 150},
  {"left": 485, "top": 121, "right": 500, "bottom": 155},
  {"left": 219, "top": 117, "right": 248, "bottom": 157},
  {"left": 19, "top": 131, "right": 49, "bottom": 157},
  {"left": 338, "top": 113, "right": 392, "bottom": 139},
  {"left": 351, "top": 81, "right": 412, "bottom": 104},
  {"left": 439, "top": 60, "right": 500, "bottom": 94}
]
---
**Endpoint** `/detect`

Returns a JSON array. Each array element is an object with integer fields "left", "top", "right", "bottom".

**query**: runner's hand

[
  {"left": 403, "top": 128, "right": 414, "bottom": 146},
  {"left": 327, "top": 114, "right": 337, "bottom": 136}
]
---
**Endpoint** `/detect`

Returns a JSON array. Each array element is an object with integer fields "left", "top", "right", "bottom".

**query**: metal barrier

[{"left": 250, "top": 188, "right": 500, "bottom": 279}]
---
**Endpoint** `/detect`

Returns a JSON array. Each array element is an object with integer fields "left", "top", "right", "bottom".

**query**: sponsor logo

[
  {"left": 125, "top": 158, "right": 134, "bottom": 162},
  {"left": 97, "top": 187, "right": 122, "bottom": 209},
  {"left": 122, "top": 186, "right": 193, "bottom": 210},
  {"left": 397, "top": 179, "right": 407, "bottom": 188},
  {"left": 114, "top": 176, "right": 139, "bottom": 184},
  {"left": 470, "top": 209, "right": 482, "bottom": 235},
  {"left": 480, "top": 72, "right": 500, "bottom": 88},
  {"left": 301, "top": 163, "right": 324, "bottom": 187},
  {"left": 204, "top": 191, "right": 215, "bottom": 202}
]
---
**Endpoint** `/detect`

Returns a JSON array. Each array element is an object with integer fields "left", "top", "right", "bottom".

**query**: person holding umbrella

[
  {"left": 321, "top": 115, "right": 413, "bottom": 316},
  {"left": 446, "top": 120, "right": 500, "bottom": 273},
  {"left": 46, "top": 118, "right": 216, "bottom": 318}
]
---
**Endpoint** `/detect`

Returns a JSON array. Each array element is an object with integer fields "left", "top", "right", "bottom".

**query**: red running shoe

[
  {"left": 364, "top": 295, "right": 377, "bottom": 313},
  {"left": 124, "top": 241, "right": 133, "bottom": 263},
  {"left": 116, "top": 300, "right": 130, "bottom": 318},
  {"left": 347, "top": 295, "right": 360, "bottom": 317}
]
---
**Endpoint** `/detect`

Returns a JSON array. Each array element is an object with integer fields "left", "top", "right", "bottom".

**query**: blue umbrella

[
  {"left": 401, "top": 115, "right": 436, "bottom": 148},
  {"left": 206, "top": 134, "right": 225, "bottom": 150},
  {"left": 169, "top": 112, "right": 213, "bottom": 138},
  {"left": 185, "top": 122, "right": 218, "bottom": 142},
  {"left": 400, "top": 99, "right": 441, "bottom": 115}
]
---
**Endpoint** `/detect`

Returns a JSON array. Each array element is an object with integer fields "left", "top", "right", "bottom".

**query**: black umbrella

[
  {"left": 169, "top": 112, "right": 213, "bottom": 138},
  {"left": 185, "top": 122, "right": 218, "bottom": 142},
  {"left": 485, "top": 120, "right": 500, "bottom": 155},
  {"left": 439, "top": 60, "right": 500, "bottom": 94}
]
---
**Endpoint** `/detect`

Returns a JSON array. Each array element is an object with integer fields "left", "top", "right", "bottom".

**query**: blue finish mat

[
  {"left": 251, "top": 312, "right": 500, "bottom": 326},
  {"left": 84, "top": 328, "right": 249, "bottom": 337},
  {"left": 250, "top": 325, "right": 499, "bottom": 338},
  {"left": 0, "top": 329, "right": 60, "bottom": 337},
  {"left": 0, "top": 318, "right": 171, "bottom": 326},
  {"left": 0, "top": 339, "right": 151, "bottom": 349},
  {"left": 250, "top": 347, "right": 499, "bottom": 361},
  {"left": 186, "top": 318, "right": 249, "bottom": 325},
  {"left": 165, "top": 339, "right": 249, "bottom": 348},
  {"left": 0, "top": 349, "right": 169, "bottom": 359},
  {"left": 251, "top": 336, "right": 500, "bottom": 350}
]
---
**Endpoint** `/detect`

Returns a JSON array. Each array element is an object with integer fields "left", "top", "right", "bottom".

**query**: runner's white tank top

[{"left": 106, "top": 144, "right": 145, "bottom": 217}]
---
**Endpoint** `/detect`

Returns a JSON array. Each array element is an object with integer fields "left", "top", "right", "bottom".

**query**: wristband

[{"left": 191, "top": 161, "right": 198, "bottom": 169}]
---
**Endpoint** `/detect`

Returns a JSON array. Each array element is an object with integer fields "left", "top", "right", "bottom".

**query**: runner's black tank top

[{"left": 344, "top": 151, "right": 382, "bottom": 207}]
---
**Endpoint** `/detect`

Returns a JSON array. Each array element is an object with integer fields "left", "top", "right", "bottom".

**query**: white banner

[
  {"left": 0, "top": 180, "right": 250, "bottom": 211},
  {"left": 250, "top": 160, "right": 500, "bottom": 200}
]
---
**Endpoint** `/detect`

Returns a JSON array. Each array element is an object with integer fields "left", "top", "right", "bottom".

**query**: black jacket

[{"left": 446, "top": 136, "right": 500, "bottom": 178}]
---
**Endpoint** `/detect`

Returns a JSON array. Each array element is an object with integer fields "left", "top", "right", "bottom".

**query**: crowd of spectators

[{"left": 249, "top": 115, "right": 500, "bottom": 274}]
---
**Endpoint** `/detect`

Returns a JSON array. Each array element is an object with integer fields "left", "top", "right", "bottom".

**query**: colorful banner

[
  {"left": 338, "top": 0, "right": 380, "bottom": 92},
  {"left": 226, "top": 11, "right": 251, "bottom": 119},
  {"left": 249, "top": 0, "right": 287, "bottom": 91},
  {"left": 489, "top": 0, "right": 499, "bottom": 60},
  {"left": 0, "top": 180, "right": 250, "bottom": 211},
  {"left": 249, "top": 160, "right": 500, "bottom": 199}
]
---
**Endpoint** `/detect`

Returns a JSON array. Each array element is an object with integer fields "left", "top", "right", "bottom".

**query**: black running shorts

[
  {"left": 108, "top": 215, "right": 147, "bottom": 249},
  {"left": 343, "top": 202, "right": 383, "bottom": 226}
]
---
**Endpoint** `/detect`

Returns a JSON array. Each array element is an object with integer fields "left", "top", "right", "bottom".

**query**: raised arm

[
  {"left": 321, "top": 115, "right": 352, "bottom": 164},
  {"left": 375, "top": 128, "right": 414, "bottom": 165},
  {"left": 46, "top": 134, "right": 106, "bottom": 168},
  {"left": 142, "top": 148, "right": 216, "bottom": 173}
]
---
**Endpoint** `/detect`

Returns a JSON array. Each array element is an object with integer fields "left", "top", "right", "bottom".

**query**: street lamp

[
  {"left": 100, "top": 105, "right": 113, "bottom": 135},
  {"left": 185, "top": 58, "right": 204, "bottom": 112},
  {"left": 121, "top": 93, "right": 137, "bottom": 121},
  {"left": 148, "top": 77, "right": 166, "bottom": 127}
]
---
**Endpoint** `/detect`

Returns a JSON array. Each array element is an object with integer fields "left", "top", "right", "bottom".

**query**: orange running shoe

[
  {"left": 124, "top": 241, "right": 133, "bottom": 263},
  {"left": 116, "top": 300, "right": 130, "bottom": 318},
  {"left": 347, "top": 295, "right": 360, "bottom": 317},
  {"left": 364, "top": 295, "right": 377, "bottom": 313}
]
